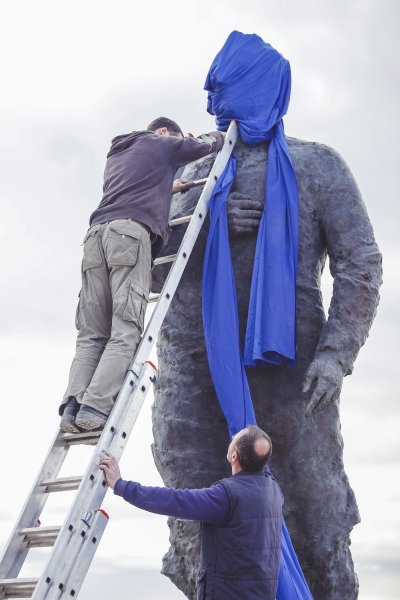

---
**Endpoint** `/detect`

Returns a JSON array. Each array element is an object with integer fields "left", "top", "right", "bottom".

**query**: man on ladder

[{"left": 59, "top": 117, "right": 224, "bottom": 433}]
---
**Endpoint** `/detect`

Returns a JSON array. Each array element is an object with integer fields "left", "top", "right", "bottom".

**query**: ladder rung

[
  {"left": 61, "top": 431, "right": 101, "bottom": 446},
  {"left": 40, "top": 476, "right": 82, "bottom": 493},
  {"left": 0, "top": 578, "right": 38, "bottom": 597},
  {"left": 153, "top": 254, "right": 177, "bottom": 266},
  {"left": 169, "top": 215, "right": 192, "bottom": 227},
  {"left": 148, "top": 293, "right": 160, "bottom": 303},
  {"left": 19, "top": 526, "right": 61, "bottom": 548}
]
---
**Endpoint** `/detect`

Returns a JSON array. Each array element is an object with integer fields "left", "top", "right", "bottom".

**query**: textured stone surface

[{"left": 151, "top": 137, "right": 382, "bottom": 600}]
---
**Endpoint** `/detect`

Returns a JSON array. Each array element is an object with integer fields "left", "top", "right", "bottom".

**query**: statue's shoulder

[
  {"left": 286, "top": 136, "right": 346, "bottom": 164},
  {"left": 286, "top": 136, "right": 355, "bottom": 185}
]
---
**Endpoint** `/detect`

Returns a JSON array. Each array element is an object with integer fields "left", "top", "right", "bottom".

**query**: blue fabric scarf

[
  {"left": 204, "top": 30, "right": 298, "bottom": 368},
  {"left": 202, "top": 32, "right": 312, "bottom": 599}
]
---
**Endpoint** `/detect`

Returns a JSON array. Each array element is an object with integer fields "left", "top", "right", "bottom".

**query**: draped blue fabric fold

[
  {"left": 244, "top": 120, "right": 299, "bottom": 367},
  {"left": 202, "top": 31, "right": 313, "bottom": 599},
  {"left": 202, "top": 157, "right": 256, "bottom": 437},
  {"left": 204, "top": 30, "right": 298, "bottom": 366}
]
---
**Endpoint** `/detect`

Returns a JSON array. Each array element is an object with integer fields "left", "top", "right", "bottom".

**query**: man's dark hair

[
  {"left": 235, "top": 425, "right": 272, "bottom": 472},
  {"left": 147, "top": 117, "right": 183, "bottom": 137}
]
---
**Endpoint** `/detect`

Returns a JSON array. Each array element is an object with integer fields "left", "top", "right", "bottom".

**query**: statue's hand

[
  {"left": 227, "top": 193, "right": 263, "bottom": 235},
  {"left": 303, "top": 354, "right": 345, "bottom": 416}
]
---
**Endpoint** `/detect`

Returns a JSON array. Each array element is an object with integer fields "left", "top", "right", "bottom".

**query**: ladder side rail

[
  {"left": 62, "top": 510, "right": 109, "bottom": 599},
  {"left": 133, "top": 121, "right": 239, "bottom": 369},
  {"left": 32, "top": 363, "right": 155, "bottom": 599},
  {"left": 0, "top": 433, "right": 70, "bottom": 580}
]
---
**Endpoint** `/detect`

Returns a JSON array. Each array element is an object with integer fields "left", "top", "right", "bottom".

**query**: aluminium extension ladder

[{"left": 0, "top": 120, "right": 239, "bottom": 599}]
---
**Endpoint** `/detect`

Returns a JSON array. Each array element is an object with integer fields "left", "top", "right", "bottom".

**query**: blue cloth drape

[
  {"left": 202, "top": 156, "right": 256, "bottom": 436},
  {"left": 278, "top": 520, "right": 314, "bottom": 599},
  {"left": 202, "top": 31, "right": 313, "bottom": 600},
  {"left": 204, "top": 30, "right": 299, "bottom": 367}
]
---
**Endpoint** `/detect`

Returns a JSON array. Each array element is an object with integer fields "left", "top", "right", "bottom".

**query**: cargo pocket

[
  {"left": 107, "top": 223, "right": 140, "bottom": 267},
  {"left": 122, "top": 282, "right": 149, "bottom": 332},
  {"left": 82, "top": 227, "right": 103, "bottom": 271}
]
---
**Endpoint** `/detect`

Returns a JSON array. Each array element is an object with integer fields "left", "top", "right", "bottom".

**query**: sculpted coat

[{"left": 151, "top": 137, "right": 382, "bottom": 600}]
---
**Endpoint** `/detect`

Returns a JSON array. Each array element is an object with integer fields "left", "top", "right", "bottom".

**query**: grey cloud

[
  {"left": 346, "top": 434, "right": 400, "bottom": 466},
  {"left": 356, "top": 541, "right": 400, "bottom": 576},
  {"left": 0, "top": 510, "right": 13, "bottom": 522}
]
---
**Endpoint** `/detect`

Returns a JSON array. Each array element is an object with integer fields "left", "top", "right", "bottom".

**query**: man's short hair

[
  {"left": 235, "top": 425, "right": 272, "bottom": 472},
  {"left": 147, "top": 117, "right": 183, "bottom": 137}
]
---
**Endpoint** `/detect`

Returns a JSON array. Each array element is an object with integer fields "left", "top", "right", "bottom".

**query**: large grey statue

[{"left": 151, "top": 136, "right": 382, "bottom": 600}]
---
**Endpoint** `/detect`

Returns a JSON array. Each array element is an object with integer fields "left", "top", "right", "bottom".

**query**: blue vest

[{"left": 197, "top": 471, "right": 283, "bottom": 600}]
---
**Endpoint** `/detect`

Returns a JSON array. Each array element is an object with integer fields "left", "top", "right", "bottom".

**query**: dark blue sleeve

[{"left": 114, "top": 479, "right": 230, "bottom": 526}]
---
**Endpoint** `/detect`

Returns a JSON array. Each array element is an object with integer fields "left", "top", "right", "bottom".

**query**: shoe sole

[
  {"left": 75, "top": 417, "right": 107, "bottom": 431},
  {"left": 60, "top": 419, "right": 81, "bottom": 434}
]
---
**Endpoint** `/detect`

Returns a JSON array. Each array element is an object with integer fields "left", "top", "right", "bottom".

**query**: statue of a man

[{"left": 151, "top": 135, "right": 382, "bottom": 599}]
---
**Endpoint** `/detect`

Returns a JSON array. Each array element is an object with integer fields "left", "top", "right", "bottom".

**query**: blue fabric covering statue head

[{"left": 205, "top": 30, "right": 292, "bottom": 144}]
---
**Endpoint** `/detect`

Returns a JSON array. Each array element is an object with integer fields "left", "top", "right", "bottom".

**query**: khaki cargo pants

[{"left": 61, "top": 219, "right": 151, "bottom": 416}]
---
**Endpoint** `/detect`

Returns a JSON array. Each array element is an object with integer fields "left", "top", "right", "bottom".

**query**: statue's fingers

[
  {"left": 230, "top": 219, "right": 260, "bottom": 232},
  {"left": 240, "top": 218, "right": 261, "bottom": 228},
  {"left": 227, "top": 206, "right": 259, "bottom": 217},
  {"left": 236, "top": 209, "right": 263, "bottom": 218},
  {"left": 322, "top": 387, "right": 341, "bottom": 410},
  {"left": 310, "top": 388, "right": 340, "bottom": 415},
  {"left": 230, "top": 197, "right": 262, "bottom": 210},
  {"left": 311, "top": 398, "right": 327, "bottom": 416},
  {"left": 302, "top": 368, "right": 317, "bottom": 393},
  {"left": 305, "top": 382, "right": 326, "bottom": 416}
]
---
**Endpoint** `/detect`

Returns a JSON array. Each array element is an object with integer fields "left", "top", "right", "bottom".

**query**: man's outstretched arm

[
  {"left": 100, "top": 453, "right": 230, "bottom": 526},
  {"left": 165, "top": 131, "right": 225, "bottom": 167}
]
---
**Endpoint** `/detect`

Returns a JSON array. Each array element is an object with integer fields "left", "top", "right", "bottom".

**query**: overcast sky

[{"left": 0, "top": 1, "right": 399, "bottom": 599}]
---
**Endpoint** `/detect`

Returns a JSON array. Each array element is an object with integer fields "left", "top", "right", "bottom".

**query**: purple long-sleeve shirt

[
  {"left": 90, "top": 130, "right": 224, "bottom": 258},
  {"left": 114, "top": 478, "right": 230, "bottom": 526}
]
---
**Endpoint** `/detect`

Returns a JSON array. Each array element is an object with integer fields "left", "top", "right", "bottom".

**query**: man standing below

[
  {"left": 59, "top": 117, "right": 224, "bottom": 433},
  {"left": 100, "top": 425, "right": 283, "bottom": 600}
]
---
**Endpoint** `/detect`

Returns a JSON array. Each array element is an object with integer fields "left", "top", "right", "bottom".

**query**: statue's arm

[{"left": 303, "top": 146, "right": 382, "bottom": 415}]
